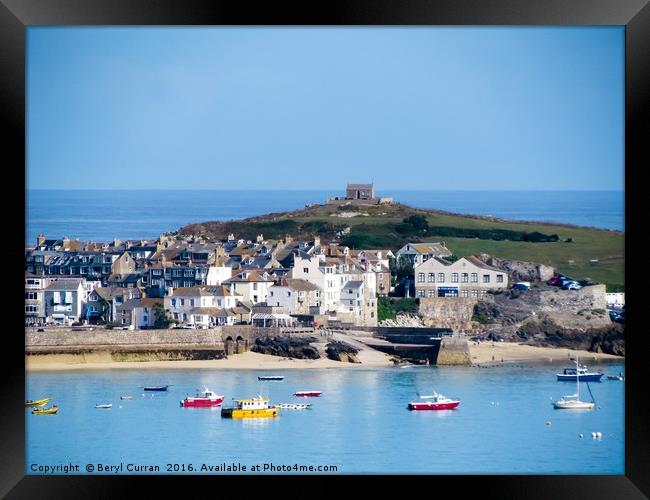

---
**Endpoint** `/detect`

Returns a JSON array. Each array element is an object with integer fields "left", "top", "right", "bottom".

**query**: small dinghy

[
  {"left": 120, "top": 395, "right": 133, "bottom": 400},
  {"left": 275, "top": 403, "right": 312, "bottom": 410},
  {"left": 143, "top": 385, "right": 171, "bottom": 391},
  {"left": 258, "top": 376, "right": 284, "bottom": 381},
  {"left": 295, "top": 391, "right": 322, "bottom": 397},
  {"left": 95, "top": 404, "right": 113, "bottom": 409},
  {"left": 32, "top": 405, "right": 58, "bottom": 415},
  {"left": 25, "top": 397, "right": 50, "bottom": 407}
]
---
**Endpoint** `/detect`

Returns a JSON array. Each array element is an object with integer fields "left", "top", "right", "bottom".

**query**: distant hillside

[{"left": 179, "top": 201, "right": 624, "bottom": 291}]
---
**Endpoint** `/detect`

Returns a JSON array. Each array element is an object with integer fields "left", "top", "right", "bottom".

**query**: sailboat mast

[{"left": 576, "top": 354, "right": 580, "bottom": 399}]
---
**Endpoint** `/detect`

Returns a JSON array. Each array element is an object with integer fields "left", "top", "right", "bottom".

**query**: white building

[
  {"left": 268, "top": 279, "right": 322, "bottom": 315},
  {"left": 223, "top": 270, "right": 274, "bottom": 305},
  {"left": 164, "top": 285, "right": 243, "bottom": 326},
  {"left": 43, "top": 279, "right": 86, "bottom": 325}
]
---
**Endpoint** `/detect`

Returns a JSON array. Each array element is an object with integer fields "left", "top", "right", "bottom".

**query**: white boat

[
  {"left": 275, "top": 403, "right": 312, "bottom": 410},
  {"left": 95, "top": 403, "right": 113, "bottom": 409},
  {"left": 553, "top": 354, "right": 595, "bottom": 410},
  {"left": 120, "top": 395, "right": 133, "bottom": 400}
]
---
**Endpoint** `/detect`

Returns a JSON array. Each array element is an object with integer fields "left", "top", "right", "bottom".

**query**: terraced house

[{"left": 414, "top": 256, "right": 508, "bottom": 299}]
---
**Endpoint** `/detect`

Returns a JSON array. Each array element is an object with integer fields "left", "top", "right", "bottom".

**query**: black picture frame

[{"left": 3, "top": 0, "right": 648, "bottom": 497}]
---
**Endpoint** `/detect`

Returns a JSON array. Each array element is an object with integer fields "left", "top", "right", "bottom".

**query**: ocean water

[
  {"left": 26, "top": 361, "right": 624, "bottom": 474},
  {"left": 25, "top": 190, "right": 624, "bottom": 245}
]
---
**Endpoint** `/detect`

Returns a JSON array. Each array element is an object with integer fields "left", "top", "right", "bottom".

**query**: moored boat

[
  {"left": 275, "top": 403, "right": 312, "bottom": 410},
  {"left": 32, "top": 405, "right": 58, "bottom": 415},
  {"left": 258, "top": 376, "right": 284, "bottom": 381},
  {"left": 294, "top": 391, "right": 322, "bottom": 397},
  {"left": 554, "top": 354, "right": 595, "bottom": 410},
  {"left": 221, "top": 396, "right": 280, "bottom": 419},
  {"left": 556, "top": 365, "right": 603, "bottom": 382},
  {"left": 95, "top": 403, "right": 112, "bottom": 409},
  {"left": 143, "top": 385, "right": 171, "bottom": 391},
  {"left": 408, "top": 392, "right": 460, "bottom": 411},
  {"left": 120, "top": 395, "right": 133, "bottom": 400},
  {"left": 25, "top": 397, "right": 50, "bottom": 407},
  {"left": 180, "top": 388, "right": 224, "bottom": 408}
]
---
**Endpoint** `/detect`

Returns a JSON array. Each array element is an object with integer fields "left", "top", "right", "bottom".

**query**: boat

[
  {"left": 275, "top": 403, "right": 312, "bottom": 410},
  {"left": 258, "top": 376, "right": 284, "bottom": 381},
  {"left": 180, "top": 388, "right": 225, "bottom": 408},
  {"left": 553, "top": 355, "right": 595, "bottom": 410},
  {"left": 25, "top": 397, "right": 50, "bottom": 407},
  {"left": 294, "top": 391, "right": 322, "bottom": 397},
  {"left": 221, "top": 396, "right": 280, "bottom": 419},
  {"left": 408, "top": 392, "right": 460, "bottom": 411},
  {"left": 95, "top": 403, "right": 113, "bottom": 409},
  {"left": 32, "top": 405, "right": 58, "bottom": 415},
  {"left": 556, "top": 363, "right": 603, "bottom": 382},
  {"left": 607, "top": 372, "right": 625, "bottom": 381},
  {"left": 143, "top": 385, "right": 171, "bottom": 391},
  {"left": 120, "top": 395, "right": 133, "bottom": 400}
]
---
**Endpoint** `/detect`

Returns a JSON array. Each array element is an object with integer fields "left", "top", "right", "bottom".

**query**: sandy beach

[
  {"left": 468, "top": 341, "right": 623, "bottom": 366},
  {"left": 25, "top": 350, "right": 395, "bottom": 372},
  {"left": 25, "top": 339, "right": 623, "bottom": 372}
]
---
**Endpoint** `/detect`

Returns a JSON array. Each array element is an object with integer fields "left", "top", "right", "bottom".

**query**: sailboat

[{"left": 553, "top": 354, "right": 595, "bottom": 410}]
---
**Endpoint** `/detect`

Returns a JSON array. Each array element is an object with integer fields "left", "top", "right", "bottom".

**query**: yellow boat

[
  {"left": 25, "top": 397, "right": 50, "bottom": 407},
  {"left": 32, "top": 406, "right": 58, "bottom": 415},
  {"left": 221, "top": 396, "right": 280, "bottom": 419}
]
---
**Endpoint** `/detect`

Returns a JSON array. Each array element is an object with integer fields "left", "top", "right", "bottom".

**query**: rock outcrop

[
  {"left": 481, "top": 318, "right": 625, "bottom": 357},
  {"left": 325, "top": 341, "right": 361, "bottom": 363},
  {"left": 251, "top": 336, "right": 320, "bottom": 359}
]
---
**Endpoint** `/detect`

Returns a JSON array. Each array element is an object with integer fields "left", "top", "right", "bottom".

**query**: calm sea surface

[
  {"left": 25, "top": 190, "right": 624, "bottom": 244},
  {"left": 26, "top": 361, "right": 624, "bottom": 474}
]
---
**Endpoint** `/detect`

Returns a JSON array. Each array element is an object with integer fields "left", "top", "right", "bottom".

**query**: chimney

[
  {"left": 227, "top": 233, "right": 235, "bottom": 241},
  {"left": 113, "top": 237, "right": 121, "bottom": 247},
  {"left": 256, "top": 234, "right": 264, "bottom": 243},
  {"left": 313, "top": 236, "right": 321, "bottom": 248},
  {"left": 37, "top": 234, "right": 45, "bottom": 247}
]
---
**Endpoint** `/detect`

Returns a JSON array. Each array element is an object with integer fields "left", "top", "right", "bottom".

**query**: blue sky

[{"left": 27, "top": 27, "right": 624, "bottom": 191}]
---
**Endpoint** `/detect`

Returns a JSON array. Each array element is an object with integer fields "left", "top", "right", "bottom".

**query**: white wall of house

[{"left": 206, "top": 266, "right": 232, "bottom": 286}]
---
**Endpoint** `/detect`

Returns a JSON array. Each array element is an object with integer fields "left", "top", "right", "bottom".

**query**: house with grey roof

[
  {"left": 43, "top": 279, "right": 86, "bottom": 325},
  {"left": 268, "top": 278, "right": 323, "bottom": 315}
]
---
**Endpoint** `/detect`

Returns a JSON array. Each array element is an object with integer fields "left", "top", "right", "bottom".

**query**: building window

[
  {"left": 180, "top": 299, "right": 185, "bottom": 306},
  {"left": 303, "top": 268, "right": 309, "bottom": 273},
  {"left": 451, "top": 273, "right": 459, "bottom": 283},
  {"left": 418, "top": 273, "right": 425, "bottom": 283},
  {"left": 378, "top": 273, "right": 383, "bottom": 279},
  {"left": 497, "top": 274, "right": 504, "bottom": 283},
  {"left": 471, "top": 290, "right": 478, "bottom": 297},
  {"left": 483, "top": 274, "right": 490, "bottom": 283},
  {"left": 471, "top": 273, "right": 478, "bottom": 283},
  {"left": 418, "top": 290, "right": 425, "bottom": 297},
  {"left": 462, "top": 273, "right": 468, "bottom": 283},
  {"left": 428, "top": 273, "right": 435, "bottom": 283},
  {"left": 461, "top": 290, "right": 469, "bottom": 297},
  {"left": 438, "top": 273, "right": 445, "bottom": 282},
  {"left": 427, "top": 290, "right": 435, "bottom": 298}
]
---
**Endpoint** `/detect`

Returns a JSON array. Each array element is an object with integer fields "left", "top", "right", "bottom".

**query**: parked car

[
  {"left": 563, "top": 281, "right": 582, "bottom": 290},
  {"left": 547, "top": 274, "right": 565, "bottom": 286},
  {"left": 512, "top": 282, "right": 531, "bottom": 291},
  {"left": 559, "top": 278, "right": 575, "bottom": 287},
  {"left": 173, "top": 324, "right": 195, "bottom": 330}
]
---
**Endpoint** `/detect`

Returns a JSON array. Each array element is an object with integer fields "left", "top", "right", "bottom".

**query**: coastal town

[{"left": 25, "top": 184, "right": 624, "bottom": 367}]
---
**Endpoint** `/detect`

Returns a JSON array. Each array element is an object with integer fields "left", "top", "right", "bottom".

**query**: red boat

[
  {"left": 295, "top": 391, "right": 322, "bottom": 397},
  {"left": 408, "top": 392, "right": 460, "bottom": 411},
  {"left": 180, "top": 388, "right": 224, "bottom": 408}
]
